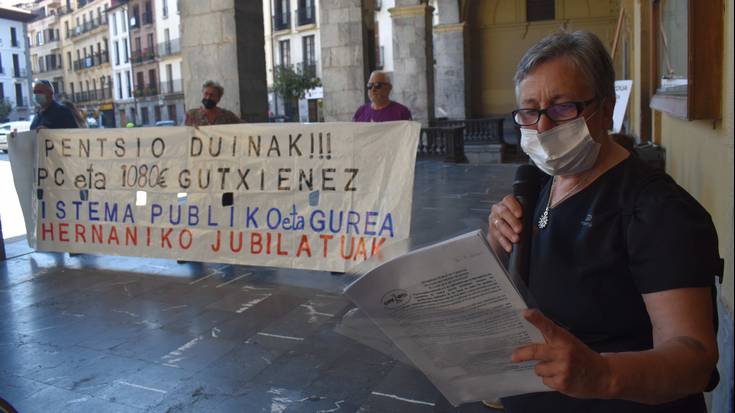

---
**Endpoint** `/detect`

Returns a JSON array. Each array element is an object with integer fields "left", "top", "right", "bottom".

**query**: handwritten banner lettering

[{"left": 11, "top": 122, "right": 420, "bottom": 272}]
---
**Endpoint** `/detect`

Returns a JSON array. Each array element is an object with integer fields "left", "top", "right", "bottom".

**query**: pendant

[{"left": 538, "top": 207, "right": 549, "bottom": 229}]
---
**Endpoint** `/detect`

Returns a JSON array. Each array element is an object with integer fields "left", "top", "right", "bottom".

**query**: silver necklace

[{"left": 538, "top": 175, "right": 591, "bottom": 229}]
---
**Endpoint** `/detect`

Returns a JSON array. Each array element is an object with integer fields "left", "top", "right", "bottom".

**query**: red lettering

[
  {"left": 146, "top": 226, "right": 151, "bottom": 246},
  {"left": 58, "top": 223, "right": 69, "bottom": 242},
  {"left": 251, "top": 232, "right": 263, "bottom": 254},
  {"left": 179, "top": 229, "right": 193, "bottom": 250},
  {"left": 75, "top": 224, "right": 87, "bottom": 242},
  {"left": 277, "top": 233, "right": 288, "bottom": 256},
  {"left": 91, "top": 224, "right": 103, "bottom": 243},
  {"left": 229, "top": 231, "right": 242, "bottom": 252},
  {"left": 266, "top": 232, "right": 272, "bottom": 255},
  {"left": 296, "top": 235, "right": 312, "bottom": 257},
  {"left": 371, "top": 237, "right": 387, "bottom": 257},
  {"left": 160, "top": 228, "right": 173, "bottom": 248},
  {"left": 41, "top": 223, "right": 54, "bottom": 241},
  {"left": 319, "top": 234, "right": 333, "bottom": 257},
  {"left": 340, "top": 235, "right": 354, "bottom": 259},
  {"left": 353, "top": 237, "right": 367, "bottom": 261},
  {"left": 108, "top": 226, "right": 120, "bottom": 245},
  {"left": 211, "top": 230, "right": 221, "bottom": 252},
  {"left": 125, "top": 226, "right": 138, "bottom": 246}
]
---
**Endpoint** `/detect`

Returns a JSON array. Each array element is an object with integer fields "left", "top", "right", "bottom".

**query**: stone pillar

[
  {"left": 320, "top": 0, "right": 370, "bottom": 121},
  {"left": 180, "top": 0, "right": 268, "bottom": 122},
  {"left": 434, "top": 0, "right": 466, "bottom": 119},
  {"left": 390, "top": 1, "right": 434, "bottom": 126}
]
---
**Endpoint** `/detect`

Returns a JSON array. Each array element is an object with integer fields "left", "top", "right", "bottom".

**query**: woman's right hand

[{"left": 487, "top": 194, "right": 524, "bottom": 254}]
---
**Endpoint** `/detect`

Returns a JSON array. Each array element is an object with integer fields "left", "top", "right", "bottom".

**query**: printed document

[{"left": 344, "top": 230, "right": 549, "bottom": 406}]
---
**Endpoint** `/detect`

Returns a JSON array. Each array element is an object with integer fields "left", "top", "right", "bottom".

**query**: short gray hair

[
  {"left": 370, "top": 70, "right": 392, "bottom": 85},
  {"left": 33, "top": 79, "right": 55, "bottom": 94},
  {"left": 202, "top": 80, "right": 224, "bottom": 98},
  {"left": 514, "top": 31, "right": 615, "bottom": 103}
]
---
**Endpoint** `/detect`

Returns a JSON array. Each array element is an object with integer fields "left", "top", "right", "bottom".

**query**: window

[
  {"left": 122, "top": 10, "right": 128, "bottom": 32},
  {"left": 162, "top": 0, "right": 168, "bottom": 18},
  {"left": 114, "top": 41, "right": 120, "bottom": 65},
  {"left": 12, "top": 54, "right": 19, "bottom": 77},
  {"left": 124, "top": 40, "right": 129, "bottom": 62},
  {"left": 10, "top": 27, "right": 18, "bottom": 47},
  {"left": 136, "top": 71, "right": 145, "bottom": 92},
  {"left": 0, "top": 55, "right": 3, "bottom": 74},
  {"left": 116, "top": 72, "right": 122, "bottom": 99},
  {"left": 15, "top": 83, "right": 23, "bottom": 106},
  {"left": 141, "top": 107, "right": 149, "bottom": 124},
  {"left": 279, "top": 40, "right": 290, "bottom": 67},
  {"left": 112, "top": 11, "right": 118, "bottom": 35},
  {"left": 526, "top": 0, "right": 555, "bottom": 22},
  {"left": 154, "top": 105, "right": 161, "bottom": 122},
  {"left": 303, "top": 35, "right": 315, "bottom": 65},
  {"left": 36, "top": 31, "right": 44, "bottom": 46},
  {"left": 148, "top": 68, "right": 157, "bottom": 90},
  {"left": 0, "top": 83, "right": 5, "bottom": 100},
  {"left": 70, "top": 82, "right": 75, "bottom": 98},
  {"left": 168, "top": 104, "right": 177, "bottom": 123},
  {"left": 126, "top": 70, "right": 132, "bottom": 97},
  {"left": 144, "top": 1, "right": 152, "bottom": 24},
  {"left": 650, "top": 0, "right": 724, "bottom": 120},
  {"left": 65, "top": 21, "right": 69, "bottom": 38}
]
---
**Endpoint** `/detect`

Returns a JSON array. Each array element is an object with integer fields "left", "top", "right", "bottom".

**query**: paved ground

[{"left": 0, "top": 159, "right": 519, "bottom": 413}]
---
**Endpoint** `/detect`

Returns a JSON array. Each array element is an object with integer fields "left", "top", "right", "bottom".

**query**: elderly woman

[
  {"left": 184, "top": 80, "right": 242, "bottom": 126},
  {"left": 488, "top": 31, "right": 720, "bottom": 412}
]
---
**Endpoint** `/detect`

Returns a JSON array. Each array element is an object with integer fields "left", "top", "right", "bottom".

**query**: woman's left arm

[{"left": 512, "top": 287, "right": 718, "bottom": 404}]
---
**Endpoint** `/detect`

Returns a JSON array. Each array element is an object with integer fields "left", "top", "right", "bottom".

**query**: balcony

[
  {"left": 157, "top": 39, "right": 180, "bottom": 58},
  {"left": 72, "top": 52, "right": 110, "bottom": 71},
  {"left": 33, "top": 62, "right": 63, "bottom": 74},
  {"left": 13, "top": 67, "right": 28, "bottom": 78},
  {"left": 272, "top": 12, "right": 290, "bottom": 31},
  {"left": 297, "top": 6, "right": 315, "bottom": 26},
  {"left": 134, "top": 83, "right": 159, "bottom": 97},
  {"left": 143, "top": 12, "right": 153, "bottom": 25},
  {"left": 159, "top": 78, "right": 183, "bottom": 95},
  {"left": 131, "top": 47, "right": 156, "bottom": 64},
  {"left": 70, "top": 16, "right": 109, "bottom": 38},
  {"left": 72, "top": 87, "right": 113, "bottom": 103}
]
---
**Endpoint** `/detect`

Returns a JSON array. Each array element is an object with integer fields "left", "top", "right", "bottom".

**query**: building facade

[
  {"left": 153, "top": 0, "right": 183, "bottom": 125},
  {"left": 127, "top": 0, "right": 158, "bottom": 126},
  {"left": 263, "top": 0, "right": 322, "bottom": 122},
  {"left": 57, "top": 0, "right": 114, "bottom": 127},
  {"left": 27, "top": 0, "right": 64, "bottom": 99},
  {"left": 107, "top": 0, "right": 133, "bottom": 127},
  {"left": 0, "top": 6, "right": 34, "bottom": 122}
]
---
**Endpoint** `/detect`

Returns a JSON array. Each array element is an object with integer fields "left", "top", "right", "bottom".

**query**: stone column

[
  {"left": 319, "top": 0, "right": 370, "bottom": 121},
  {"left": 180, "top": 0, "right": 268, "bottom": 122},
  {"left": 434, "top": 0, "right": 466, "bottom": 119},
  {"left": 390, "top": 1, "right": 434, "bottom": 126}
]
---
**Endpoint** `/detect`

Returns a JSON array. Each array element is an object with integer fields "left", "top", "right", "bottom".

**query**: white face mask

[{"left": 520, "top": 116, "right": 601, "bottom": 176}]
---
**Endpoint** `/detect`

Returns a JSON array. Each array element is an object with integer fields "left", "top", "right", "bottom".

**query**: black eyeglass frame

[
  {"left": 366, "top": 82, "right": 390, "bottom": 90},
  {"left": 511, "top": 98, "right": 597, "bottom": 127}
]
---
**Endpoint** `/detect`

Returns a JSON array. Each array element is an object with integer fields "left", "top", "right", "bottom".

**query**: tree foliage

[
  {"left": 0, "top": 99, "right": 13, "bottom": 122},
  {"left": 272, "top": 65, "right": 321, "bottom": 101}
]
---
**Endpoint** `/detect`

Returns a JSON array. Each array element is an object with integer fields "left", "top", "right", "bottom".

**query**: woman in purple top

[{"left": 352, "top": 71, "right": 412, "bottom": 122}]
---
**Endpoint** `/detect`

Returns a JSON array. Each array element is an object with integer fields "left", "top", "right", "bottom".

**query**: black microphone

[{"left": 507, "top": 164, "right": 543, "bottom": 288}]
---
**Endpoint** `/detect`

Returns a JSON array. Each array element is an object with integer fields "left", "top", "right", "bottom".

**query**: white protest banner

[
  {"left": 612, "top": 80, "right": 633, "bottom": 134},
  {"left": 11, "top": 122, "right": 421, "bottom": 272}
]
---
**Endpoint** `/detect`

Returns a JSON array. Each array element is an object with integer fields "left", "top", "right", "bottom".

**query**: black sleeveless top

[{"left": 502, "top": 155, "right": 719, "bottom": 413}]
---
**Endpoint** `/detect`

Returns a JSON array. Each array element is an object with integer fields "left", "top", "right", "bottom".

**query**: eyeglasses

[
  {"left": 366, "top": 82, "right": 389, "bottom": 90},
  {"left": 512, "top": 98, "right": 597, "bottom": 126}
]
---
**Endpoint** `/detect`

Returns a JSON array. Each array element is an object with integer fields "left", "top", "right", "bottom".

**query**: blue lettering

[
  {"left": 122, "top": 204, "right": 135, "bottom": 223},
  {"left": 104, "top": 202, "right": 118, "bottom": 222},
  {"left": 55, "top": 200, "right": 66, "bottom": 220},
  {"left": 246, "top": 207, "right": 259, "bottom": 228},
  {"left": 72, "top": 200, "right": 83, "bottom": 220},
  {"left": 364, "top": 211, "right": 378, "bottom": 236},
  {"left": 346, "top": 210, "right": 360, "bottom": 234},
  {"left": 169, "top": 204, "right": 181, "bottom": 225},
  {"left": 88, "top": 201, "right": 99, "bottom": 221},
  {"left": 310, "top": 210, "right": 325, "bottom": 232},
  {"left": 379, "top": 213, "right": 394, "bottom": 238},
  {"left": 188, "top": 205, "right": 199, "bottom": 226},
  {"left": 207, "top": 205, "right": 218, "bottom": 227},
  {"left": 266, "top": 208, "right": 281, "bottom": 230},
  {"left": 150, "top": 204, "right": 163, "bottom": 224}
]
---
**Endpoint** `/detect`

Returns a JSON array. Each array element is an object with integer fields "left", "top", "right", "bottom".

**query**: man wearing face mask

[
  {"left": 184, "top": 80, "right": 242, "bottom": 126},
  {"left": 29, "top": 80, "right": 79, "bottom": 130},
  {"left": 487, "top": 31, "right": 721, "bottom": 413}
]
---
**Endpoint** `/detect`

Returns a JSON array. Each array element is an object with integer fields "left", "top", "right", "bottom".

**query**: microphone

[{"left": 507, "top": 164, "right": 543, "bottom": 288}]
